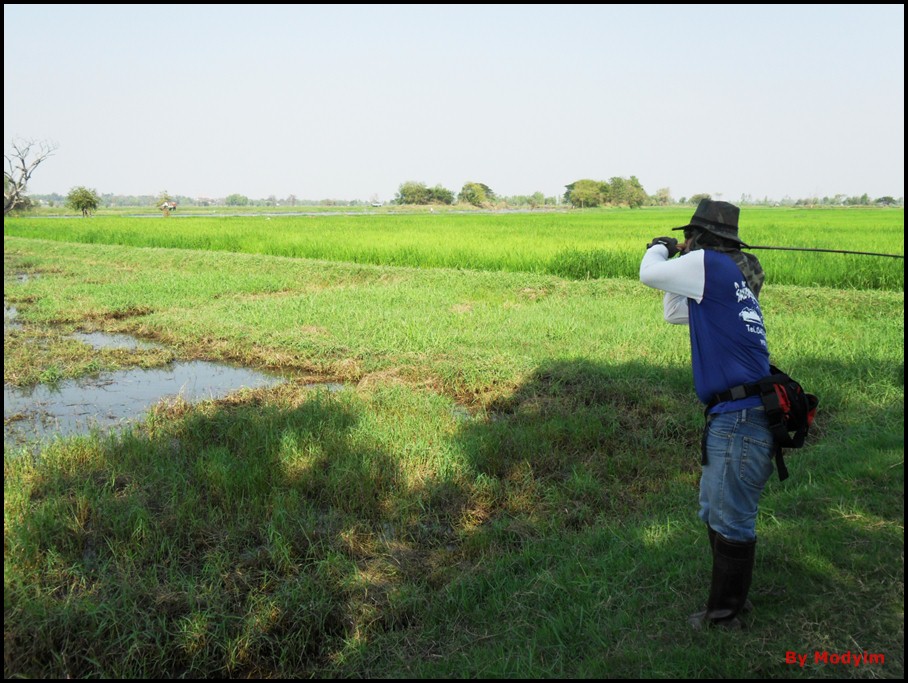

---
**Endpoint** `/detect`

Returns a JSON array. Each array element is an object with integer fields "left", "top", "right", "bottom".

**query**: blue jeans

[{"left": 698, "top": 407, "right": 775, "bottom": 543}]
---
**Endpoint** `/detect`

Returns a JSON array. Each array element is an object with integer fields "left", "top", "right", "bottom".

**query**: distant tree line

[
  {"left": 562, "top": 177, "right": 649, "bottom": 208},
  {"left": 6, "top": 139, "right": 903, "bottom": 214},
  {"left": 15, "top": 184, "right": 905, "bottom": 215},
  {"left": 392, "top": 178, "right": 651, "bottom": 208},
  {"left": 389, "top": 179, "right": 902, "bottom": 209},
  {"left": 18, "top": 187, "right": 903, "bottom": 215},
  {"left": 25, "top": 192, "right": 380, "bottom": 210}
]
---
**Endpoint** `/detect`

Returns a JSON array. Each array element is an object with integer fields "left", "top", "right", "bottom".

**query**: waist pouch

[{"left": 702, "top": 365, "right": 819, "bottom": 481}]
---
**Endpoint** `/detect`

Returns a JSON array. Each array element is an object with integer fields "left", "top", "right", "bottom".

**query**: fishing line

[{"left": 745, "top": 245, "right": 903, "bottom": 258}]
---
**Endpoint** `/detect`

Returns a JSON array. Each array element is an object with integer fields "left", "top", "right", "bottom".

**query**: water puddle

[
  {"left": 71, "top": 331, "right": 165, "bottom": 350},
  {"left": 4, "top": 361, "right": 285, "bottom": 450},
  {"left": 3, "top": 298, "right": 388, "bottom": 449},
  {"left": 5, "top": 272, "right": 38, "bottom": 283},
  {"left": 4, "top": 302, "right": 20, "bottom": 331},
  {"left": 451, "top": 405, "right": 473, "bottom": 422},
  {"left": 4, "top": 326, "right": 285, "bottom": 450}
]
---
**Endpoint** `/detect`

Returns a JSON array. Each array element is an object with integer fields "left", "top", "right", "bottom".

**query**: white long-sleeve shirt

[
  {"left": 640, "top": 244, "right": 769, "bottom": 410},
  {"left": 639, "top": 245, "right": 708, "bottom": 324}
]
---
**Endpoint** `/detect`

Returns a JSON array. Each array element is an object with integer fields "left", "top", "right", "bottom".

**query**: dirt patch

[
  {"left": 85, "top": 306, "right": 154, "bottom": 321},
  {"left": 234, "top": 290, "right": 298, "bottom": 301},
  {"left": 299, "top": 325, "right": 329, "bottom": 336},
  {"left": 357, "top": 367, "right": 408, "bottom": 390},
  {"left": 519, "top": 287, "right": 549, "bottom": 301}
]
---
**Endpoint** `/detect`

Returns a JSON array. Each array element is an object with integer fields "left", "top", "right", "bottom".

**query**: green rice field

[{"left": 4, "top": 206, "right": 903, "bottom": 289}]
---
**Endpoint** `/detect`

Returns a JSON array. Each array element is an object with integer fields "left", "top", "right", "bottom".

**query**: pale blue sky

[{"left": 4, "top": 4, "right": 904, "bottom": 202}]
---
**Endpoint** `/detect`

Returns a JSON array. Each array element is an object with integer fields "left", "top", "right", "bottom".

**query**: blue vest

[{"left": 688, "top": 250, "right": 770, "bottom": 413}]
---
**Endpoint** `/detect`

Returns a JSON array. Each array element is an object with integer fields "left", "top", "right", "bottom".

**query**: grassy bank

[{"left": 4, "top": 236, "right": 904, "bottom": 678}]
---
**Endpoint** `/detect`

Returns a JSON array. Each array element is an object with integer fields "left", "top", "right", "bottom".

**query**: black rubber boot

[{"left": 689, "top": 531, "right": 755, "bottom": 630}]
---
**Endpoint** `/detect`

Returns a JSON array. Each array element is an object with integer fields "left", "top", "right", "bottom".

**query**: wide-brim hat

[{"left": 672, "top": 198, "right": 747, "bottom": 246}]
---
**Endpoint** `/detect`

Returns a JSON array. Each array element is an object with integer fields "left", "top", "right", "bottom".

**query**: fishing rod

[{"left": 744, "top": 245, "right": 903, "bottom": 259}]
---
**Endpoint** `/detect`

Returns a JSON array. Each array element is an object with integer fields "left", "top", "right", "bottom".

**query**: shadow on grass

[
  {"left": 3, "top": 356, "right": 903, "bottom": 678},
  {"left": 424, "top": 356, "right": 904, "bottom": 678}
]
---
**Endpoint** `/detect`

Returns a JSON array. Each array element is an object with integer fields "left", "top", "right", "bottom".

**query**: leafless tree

[{"left": 4, "top": 138, "right": 58, "bottom": 216}]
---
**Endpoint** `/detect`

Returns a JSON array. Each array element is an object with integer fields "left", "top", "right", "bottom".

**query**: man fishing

[{"left": 639, "top": 199, "right": 772, "bottom": 630}]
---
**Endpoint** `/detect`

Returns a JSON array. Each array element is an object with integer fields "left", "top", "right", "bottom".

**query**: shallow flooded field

[
  {"left": 4, "top": 264, "right": 290, "bottom": 448},
  {"left": 4, "top": 329, "right": 286, "bottom": 449}
]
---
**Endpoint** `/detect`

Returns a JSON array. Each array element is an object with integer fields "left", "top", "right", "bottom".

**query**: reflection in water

[
  {"left": 4, "top": 302, "right": 20, "bottom": 331},
  {"left": 71, "top": 331, "right": 165, "bottom": 350},
  {"left": 4, "top": 361, "right": 284, "bottom": 449}
]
